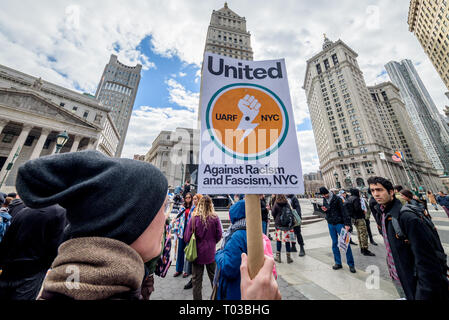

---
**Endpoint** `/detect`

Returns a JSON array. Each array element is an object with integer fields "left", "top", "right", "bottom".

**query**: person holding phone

[{"left": 319, "top": 187, "right": 356, "bottom": 273}]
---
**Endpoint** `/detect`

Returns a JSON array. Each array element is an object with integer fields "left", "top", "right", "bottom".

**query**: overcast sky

[{"left": 1, "top": 0, "right": 448, "bottom": 174}]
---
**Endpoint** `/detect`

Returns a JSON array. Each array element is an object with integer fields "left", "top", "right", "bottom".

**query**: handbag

[
  {"left": 184, "top": 216, "right": 198, "bottom": 262},
  {"left": 287, "top": 198, "right": 302, "bottom": 227}
]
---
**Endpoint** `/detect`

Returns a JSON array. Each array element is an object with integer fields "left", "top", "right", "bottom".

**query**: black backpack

[
  {"left": 279, "top": 205, "right": 294, "bottom": 231},
  {"left": 391, "top": 204, "right": 449, "bottom": 285}
]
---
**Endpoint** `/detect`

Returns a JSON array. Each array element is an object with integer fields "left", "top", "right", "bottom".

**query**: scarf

[
  {"left": 221, "top": 218, "right": 246, "bottom": 250},
  {"left": 39, "top": 237, "right": 145, "bottom": 300}
]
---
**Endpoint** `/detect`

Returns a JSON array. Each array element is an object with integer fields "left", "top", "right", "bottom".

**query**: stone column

[
  {"left": 70, "top": 135, "right": 82, "bottom": 153},
  {"left": 0, "top": 124, "right": 33, "bottom": 183},
  {"left": 87, "top": 138, "right": 98, "bottom": 150},
  {"left": 29, "top": 128, "right": 52, "bottom": 160},
  {"left": 0, "top": 119, "right": 9, "bottom": 136}
]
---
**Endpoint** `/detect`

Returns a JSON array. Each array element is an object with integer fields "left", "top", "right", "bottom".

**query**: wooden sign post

[{"left": 245, "top": 194, "right": 264, "bottom": 279}]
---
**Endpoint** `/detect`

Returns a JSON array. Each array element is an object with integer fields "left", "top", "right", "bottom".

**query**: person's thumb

[{"left": 240, "top": 253, "right": 250, "bottom": 282}]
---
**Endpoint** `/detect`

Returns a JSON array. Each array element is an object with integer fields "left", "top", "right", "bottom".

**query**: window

[
  {"left": 316, "top": 64, "right": 322, "bottom": 75},
  {"left": 72, "top": 106, "right": 78, "bottom": 111},
  {"left": 324, "top": 59, "right": 330, "bottom": 70},
  {"left": 60, "top": 102, "right": 65, "bottom": 107},
  {"left": 332, "top": 54, "right": 339, "bottom": 65},
  {"left": 24, "top": 135, "right": 35, "bottom": 147},
  {"left": 2, "top": 133, "right": 14, "bottom": 143},
  {"left": 83, "top": 111, "right": 89, "bottom": 119}
]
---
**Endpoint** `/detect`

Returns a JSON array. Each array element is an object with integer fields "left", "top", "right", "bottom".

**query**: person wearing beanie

[
  {"left": 7, "top": 193, "right": 25, "bottom": 219},
  {"left": 319, "top": 186, "right": 356, "bottom": 273},
  {"left": 214, "top": 200, "right": 276, "bottom": 300},
  {"left": 12, "top": 150, "right": 168, "bottom": 300}
]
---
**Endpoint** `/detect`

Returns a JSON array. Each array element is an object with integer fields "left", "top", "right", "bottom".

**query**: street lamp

[
  {"left": 333, "top": 171, "right": 341, "bottom": 189},
  {"left": 55, "top": 130, "right": 69, "bottom": 154}
]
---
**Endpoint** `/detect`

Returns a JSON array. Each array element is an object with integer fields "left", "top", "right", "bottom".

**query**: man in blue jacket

[
  {"left": 437, "top": 191, "right": 449, "bottom": 218},
  {"left": 215, "top": 200, "right": 247, "bottom": 300}
]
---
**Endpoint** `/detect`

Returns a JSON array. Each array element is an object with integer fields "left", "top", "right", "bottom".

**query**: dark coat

[
  {"left": 287, "top": 195, "right": 302, "bottom": 218},
  {"left": 7, "top": 199, "right": 26, "bottom": 218},
  {"left": 344, "top": 195, "right": 365, "bottom": 220},
  {"left": 260, "top": 198, "right": 269, "bottom": 222},
  {"left": 0, "top": 204, "right": 66, "bottom": 279},
  {"left": 323, "top": 194, "right": 351, "bottom": 226},
  {"left": 374, "top": 198, "right": 449, "bottom": 300},
  {"left": 272, "top": 200, "right": 288, "bottom": 228},
  {"left": 184, "top": 215, "right": 222, "bottom": 265}
]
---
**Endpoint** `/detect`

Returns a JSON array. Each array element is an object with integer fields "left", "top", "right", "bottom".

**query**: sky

[{"left": 1, "top": 0, "right": 448, "bottom": 174}]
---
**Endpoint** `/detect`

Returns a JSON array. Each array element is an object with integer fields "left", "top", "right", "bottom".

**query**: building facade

[
  {"left": 198, "top": 3, "right": 254, "bottom": 129},
  {"left": 95, "top": 54, "right": 142, "bottom": 157},
  {"left": 204, "top": 2, "right": 254, "bottom": 61},
  {"left": 303, "top": 36, "right": 443, "bottom": 192},
  {"left": 0, "top": 64, "right": 120, "bottom": 192},
  {"left": 303, "top": 171, "right": 325, "bottom": 196},
  {"left": 385, "top": 59, "right": 449, "bottom": 174},
  {"left": 145, "top": 128, "right": 200, "bottom": 188},
  {"left": 408, "top": 0, "right": 449, "bottom": 91},
  {"left": 368, "top": 82, "right": 440, "bottom": 190}
]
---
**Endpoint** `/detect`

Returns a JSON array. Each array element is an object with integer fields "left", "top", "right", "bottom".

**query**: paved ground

[{"left": 152, "top": 199, "right": 449, "bottom": 300}]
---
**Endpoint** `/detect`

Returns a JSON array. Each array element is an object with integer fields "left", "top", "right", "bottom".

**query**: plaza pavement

[{"left": 152, "top": 199, "right": 449, "bottom": 300}]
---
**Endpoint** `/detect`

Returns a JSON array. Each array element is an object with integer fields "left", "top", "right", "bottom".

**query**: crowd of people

[{"left": 0, "top": 150, "right": 448, "bottom": 300}]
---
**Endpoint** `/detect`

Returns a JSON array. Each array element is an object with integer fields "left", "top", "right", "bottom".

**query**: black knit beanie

[{"left": 15, "top": 150, "right": 168, "bottom": 245}]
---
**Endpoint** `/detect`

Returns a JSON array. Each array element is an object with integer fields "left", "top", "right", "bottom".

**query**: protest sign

[{"left": 198, "top": 53, "right": 304, "bottom": 195}]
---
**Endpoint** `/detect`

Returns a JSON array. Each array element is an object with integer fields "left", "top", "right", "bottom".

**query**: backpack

[
  {"left": 391, "top": 204, "right": 449, "bottom": 284},
  {"left": 278, "top": 204, "right": 294, "bottom": 231},
  {"left": 0, "top": 211, "right": 12, "bottom": 242}
]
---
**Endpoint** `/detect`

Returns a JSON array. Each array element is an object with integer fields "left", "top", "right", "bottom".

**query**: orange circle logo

[{"left": 206, "top": 84, "right": 288, "bottom": 160}]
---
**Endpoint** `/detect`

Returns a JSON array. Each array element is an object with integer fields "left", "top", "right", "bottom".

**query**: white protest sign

[{"left": 198, "top": 53, "right": 304, "bottom": 195}]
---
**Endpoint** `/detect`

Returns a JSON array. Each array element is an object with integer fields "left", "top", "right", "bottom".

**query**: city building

[
  {"left": 145, "top": 128, "right": 200, "bottom": 188},
  {"left": 303, "top": 171, "right": 325, "bottom": 196},
  {"left": 198, "top": 2, "right": 254, "bottom": 128},
  {"left": 204, "top": 2, "right": 254, "bottom": 61},
  {"left": 408, "top": 0, "right": 449, "bottom": 91},
  {"left": 95, "top": 54, "right": 142, "bottom": 157},
  {"left": 0, "top": 64, "right": 120, "bottom": 193},
  {"left": 133, "top": 154, "right": 145, "bottom": 161},
  {"left": 385, "top": 59, "right": 449, "bottom": 174},
  {"left": 368, "top": 82, "right": 440, "bottom": 190},
  {"left": 303, "top": 36, "right": 443, "bottom": 192}
]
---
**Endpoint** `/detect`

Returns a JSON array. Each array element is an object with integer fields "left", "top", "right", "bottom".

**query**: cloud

[
  {"left": 297, "top": 130, "right": 320, "bottom": 174},
  {"left": 165, "top": 78, "right": 200, "bottom": 111},
  {"left": 121, "top": 106, "right": 196, "bottom": 158}
]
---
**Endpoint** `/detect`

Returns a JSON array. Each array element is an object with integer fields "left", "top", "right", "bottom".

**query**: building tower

[
  {"left": 303, "top": 36, "right": 442, "bottom": 191},
  {"left": 95, "top": 54, "right": 142, "bottom": 157},
  {"left": 385, "top": 59, "right": 449, "bottom": 174},
  {"left": 204, "top": 2, "right": 254, "bottom": 61},
  {"left": 408, "top": 0, "right": 449, "bottom": 91}
]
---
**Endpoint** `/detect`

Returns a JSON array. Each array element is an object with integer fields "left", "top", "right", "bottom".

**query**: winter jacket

[
  {"left": 271, "top": 200, "right": 289, "bottom": 228},
  {"left": 323, "top": 193, "right": 351, "bottom": 226},
  {"left": 184, "top": 215, "right": 222, "bottom": 265},
  {"left": 436, "top": 195, "right": 449, "bottom": 207},
  {"left": 260, "top": 198, "right": 269, "bottom": 222},
  {"left": 374, "top": 198, "right": 449, "bottom": 300},
  {"left": 0, "top": 204, "right": 66, "bottom": 279},
  {"left": 215, "top": 200, "right": 247, "bottom": 300},
  {"left": 7, "top": 199, "right": 26, "bottom": 218},
  {"left": 344, "top": 190, "right": 365, "bottom": 220}
]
